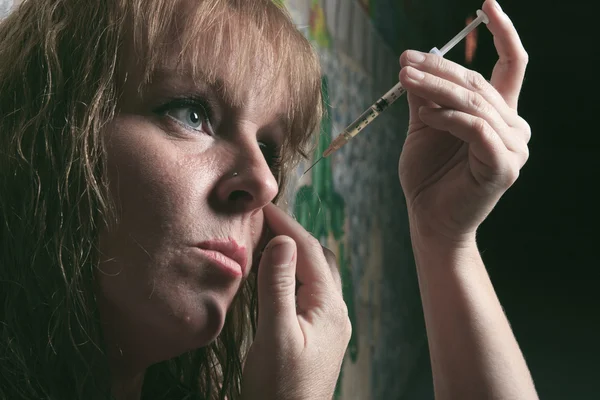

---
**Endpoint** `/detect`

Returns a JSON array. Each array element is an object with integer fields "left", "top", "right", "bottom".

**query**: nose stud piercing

[{"left": 232, "top": 172, "right": 238, "bottom": 177}]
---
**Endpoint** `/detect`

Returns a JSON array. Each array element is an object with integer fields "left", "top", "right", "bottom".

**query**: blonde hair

[{"left": 0, "top": 0, "right": 322, "bottom": 398}]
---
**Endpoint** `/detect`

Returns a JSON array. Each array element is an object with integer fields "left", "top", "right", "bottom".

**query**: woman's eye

[
  {"left": 154, "top": 98, "right": 214, "bottom": 134},
  {"left": 165, "top": 106, "right": 208, "bottom": 132}
]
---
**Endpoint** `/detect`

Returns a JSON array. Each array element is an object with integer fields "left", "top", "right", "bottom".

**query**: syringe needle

[{"left": 302, "top": 156, "right": 323, "bottom": 176}]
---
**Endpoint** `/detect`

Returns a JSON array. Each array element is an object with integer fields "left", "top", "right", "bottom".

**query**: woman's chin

[{"left": 171, "top": 295, "right": 228, "bottom": 349}]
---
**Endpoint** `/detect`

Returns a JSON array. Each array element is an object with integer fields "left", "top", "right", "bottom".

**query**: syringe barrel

[
  {"left": 343, "top": 106, "right": 381, "bottom": 139},
  {"left": 381, "top": 82, "right": 407, "bottom": 105},
  {"left": 340, "top": 83, "right": 407, "bottom": 141}
]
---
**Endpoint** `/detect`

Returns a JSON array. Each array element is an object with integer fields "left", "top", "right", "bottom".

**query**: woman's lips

[{"left": 196, "top": 239, "right": 248, "bottom": 278}]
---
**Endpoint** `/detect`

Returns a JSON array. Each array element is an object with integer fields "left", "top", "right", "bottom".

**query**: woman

[{"left": 0, "top": 0, "right": 538, "bottom": 399}]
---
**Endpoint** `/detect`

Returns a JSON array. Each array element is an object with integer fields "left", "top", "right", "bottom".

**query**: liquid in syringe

[{"left": 323, "top": 84, "right": 407, "bottom": 157}]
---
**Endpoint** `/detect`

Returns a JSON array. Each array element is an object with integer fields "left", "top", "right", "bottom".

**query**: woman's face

[{"left": 97, "top": 42, "right": 289, "bottom": 357}]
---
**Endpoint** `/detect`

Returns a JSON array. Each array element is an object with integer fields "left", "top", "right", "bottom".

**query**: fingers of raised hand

[
  {"left": 263, "top": 204, "right": 350, "bottom": 331},
  {"left": 399, "top": 59, "right": 513, "bottom": 136},
  {"left": 255, "top": 236, "right": 300, "bottom": 335},
  {"left": 315, "top": 246, "right": 350, "bottom": 341},
  {"left": 291, "top": 237, "right": 349, "bottom": 338},
  {"left": 300, "top": 234, "right": 340, "bottom": 291},
  {"left": 399, "top": 51, "right": 531, "bottom": 162},
  {"left": 482, "top": 0, "right": 529, "bottom": 109},
  {"left": 295, "top": 236, "right": 348, "bottom": 322},
  {"left": 418, "top": 107, "right": 527, "bottom": 187},
  {"left": 263, "top": 204, "right": 335, "bottom": 289},
  {"left": 321, "top": 246, "right": 342, "bottom": 294},
  {"left": 400, "top": 51, "right": 513, "bottom": 119}
]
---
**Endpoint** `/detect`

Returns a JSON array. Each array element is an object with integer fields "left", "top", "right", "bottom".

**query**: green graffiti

[
  {"left": 294, "top": 76, "right": 359, "bottom": 398},
  {"left": 308, "top": 0, "right": 332, "bottom": 48}
]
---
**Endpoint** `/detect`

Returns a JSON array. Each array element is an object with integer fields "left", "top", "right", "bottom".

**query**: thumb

[{"left": 256, "top": 235, "right": 299, "bottom": 336}]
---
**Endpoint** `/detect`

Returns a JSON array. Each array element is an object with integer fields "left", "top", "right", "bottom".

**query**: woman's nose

[{"left": 213, "top": 144, "right": 280, "bottom": 213}]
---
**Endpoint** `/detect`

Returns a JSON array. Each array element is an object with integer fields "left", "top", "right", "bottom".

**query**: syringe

[{"left": 304, "top": 9, "right": 490, "bottom": 175}]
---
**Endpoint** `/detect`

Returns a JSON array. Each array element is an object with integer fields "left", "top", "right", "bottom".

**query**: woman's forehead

[{"left": 127, "top": 2, "right": 292, "bottom": 112}]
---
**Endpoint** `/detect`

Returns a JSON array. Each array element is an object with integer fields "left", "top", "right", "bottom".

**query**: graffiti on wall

[
  {"left": 290, "top": 1, "right": 399, "bottom": 399},
  {"left": 293, "top": 77, "right": 359, "bottom": 398}
]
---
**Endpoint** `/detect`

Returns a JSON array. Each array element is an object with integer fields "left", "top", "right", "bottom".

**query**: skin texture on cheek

[{"left": 98, "top": 113, "right": 239, "bottom": 353}]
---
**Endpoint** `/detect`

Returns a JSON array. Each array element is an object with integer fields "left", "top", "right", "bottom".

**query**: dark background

[{"left": 395, "top": 1, "right": 599, "bottom": 398}]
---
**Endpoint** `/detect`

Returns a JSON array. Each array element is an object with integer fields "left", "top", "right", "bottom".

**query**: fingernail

[
  {"left": 268, "top": 241, "right": 295, "bottom": 267},
  {"left": 494, "top": 0, "right": 503, "bottom": 12},
  {"left": 406, "top": 67, "right": 425, "bottom": 80},
  {"left": 407, "top": 50, "right": 426, "bottom": 63}
]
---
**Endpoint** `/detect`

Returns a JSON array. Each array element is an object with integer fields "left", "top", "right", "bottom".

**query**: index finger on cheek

[
  {"left": 262, "top": 203, "right": 331, "bottom": 286},
  {"left": 483, "top": 0, "right": 529, "bottom": 109}
]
